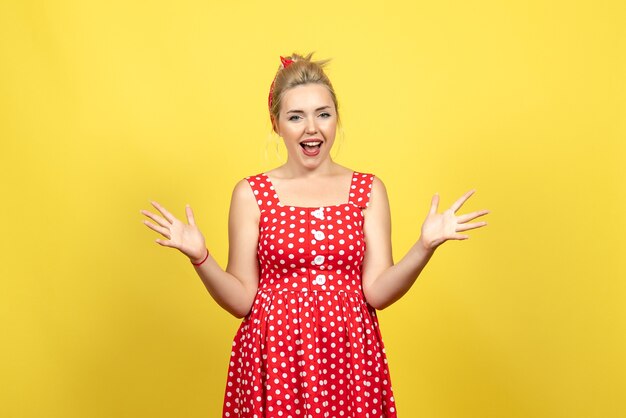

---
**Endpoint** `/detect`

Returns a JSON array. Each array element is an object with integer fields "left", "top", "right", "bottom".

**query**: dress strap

[
  {"left": 349, "top": 172, "right": 375, "bottom": 209},
  {"left": 244, "top": 173, "right": 280, "bottom": 211}
]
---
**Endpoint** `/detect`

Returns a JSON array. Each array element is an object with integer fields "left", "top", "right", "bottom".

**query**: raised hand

[
  {"left": 419, "top": 190, "right": 489, "bottom": 251},
  {"left": 140, "top": 201, "right": 207, "bottom": 262}
]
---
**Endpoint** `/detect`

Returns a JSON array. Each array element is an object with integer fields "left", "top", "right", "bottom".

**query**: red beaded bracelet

[{"left": 191, "top": 248, "right": 210, "bottom": 266}]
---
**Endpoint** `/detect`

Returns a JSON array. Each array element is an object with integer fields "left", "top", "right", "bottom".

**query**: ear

[{"left": 271, "top": 115, "right": 279, "bottom": 135}]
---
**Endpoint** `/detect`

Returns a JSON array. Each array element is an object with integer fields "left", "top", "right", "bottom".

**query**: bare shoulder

[
  {"left": 371, "top": 175, "right": 389, "bottom": 198},
  {"left": 230, "top": 178, "right": 259, "bottom": 218},
  {"left": 232, "top": 178, "right": 254, "bottom": 199},
  {"left": 367, "top": 175, "right": 390, "bottom": 211},
  {"left": 371, "top": 175, "right": 386, "bottom": 190}
]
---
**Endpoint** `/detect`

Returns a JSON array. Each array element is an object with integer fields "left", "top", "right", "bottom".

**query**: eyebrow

[{"left": 286, "top": 106, "right": 331, "bottom": 114}]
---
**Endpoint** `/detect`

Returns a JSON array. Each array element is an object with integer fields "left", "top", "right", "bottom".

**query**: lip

[{"left": 299, "top": 138, "right": 323, "bottom": 145}]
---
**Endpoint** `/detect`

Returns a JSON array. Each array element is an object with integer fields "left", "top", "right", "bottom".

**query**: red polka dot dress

[{"left": 222, "top": 171, "right": 398, "bottom": 418}]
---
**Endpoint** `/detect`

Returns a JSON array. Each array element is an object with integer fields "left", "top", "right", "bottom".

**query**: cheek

[
  {"left": 322, "top": 121, "right": 337, "bottom": 134},
  {"left": 278, "top": 123, "right": 297, "bottom": 138},
  {"left": 284, "top": 127, "right": 302, "bottom": 140}
]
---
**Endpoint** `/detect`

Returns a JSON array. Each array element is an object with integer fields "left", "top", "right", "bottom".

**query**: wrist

[
  {"left": 417, "top": 236, "right": 436, "bottom": 254},
  {"left": 190, "top": 247, "right": 210, "bottom": 266}
]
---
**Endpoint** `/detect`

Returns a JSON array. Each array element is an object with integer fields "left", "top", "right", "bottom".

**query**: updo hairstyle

[{"left": 268, "top": 52, "right": 340, "bottom": 133}]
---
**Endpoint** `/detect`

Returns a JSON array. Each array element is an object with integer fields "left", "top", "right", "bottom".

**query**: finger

[
  {"left": 150, "top": 201, "right": 176, "bottom": 224},
  {"left": 450, "top": 189, "right": 475, "bottom": 213},
  {"left": 141, "top": 209, "right": 170, "bottom": 228},
  {"left": 155, "top": 238, "right": 176, "bottom": 248},
  {"left": 429, "top": 193, "right": 440, "bottom": 215},
  {"left": 143, "top": 220, "right": 172, "bottom": 239},
  {"left": 186, "top": 204, "right": 196, "bottom": 226},
  {"left": 455, "top": 221, "right": 488, "bottom": 232},
  {"left": 456, "top": 209, "right": 490, "bottom": 224}
]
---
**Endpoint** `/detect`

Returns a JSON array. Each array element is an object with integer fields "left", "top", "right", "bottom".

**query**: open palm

[
  {"left": 420, "top": 190, "right": 490, "bottom": 251},
  {"left": 140, "top": 201, "right": 206, "bottom": 261}
]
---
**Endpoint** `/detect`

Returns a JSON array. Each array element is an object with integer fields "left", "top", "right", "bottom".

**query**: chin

[{"left": 304, "top": 154, "right": 331, "bottom": 167}]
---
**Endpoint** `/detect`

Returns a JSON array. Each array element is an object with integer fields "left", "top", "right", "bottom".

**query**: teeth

[{"left": 301, "top": 141, "right": 322, "bottom": 147}]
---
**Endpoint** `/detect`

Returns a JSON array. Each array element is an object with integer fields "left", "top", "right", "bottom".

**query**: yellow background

[{"left": 1, "top": 0, "right": 624, "bottom": 417}]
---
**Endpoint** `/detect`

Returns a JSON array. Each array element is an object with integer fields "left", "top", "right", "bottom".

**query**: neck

[{"left": 281, "top": 157, "right": 337, "bottom": 179}]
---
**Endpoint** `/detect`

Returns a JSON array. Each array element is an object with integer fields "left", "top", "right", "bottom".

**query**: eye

[
  {"left": 319, "top": 112, "right": 332, "bottom": 118},
  {"left": 288, "top": 115, "right": 301, "bottom": 121}
]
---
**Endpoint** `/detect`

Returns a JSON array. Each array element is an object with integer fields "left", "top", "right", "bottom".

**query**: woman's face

[{"left": 274, "top": 83, "right": 337, "bottom": 169}]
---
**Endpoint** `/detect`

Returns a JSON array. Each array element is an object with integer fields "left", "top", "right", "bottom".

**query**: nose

[{"left": 305, "top": 117, "right": 318, "bottom": 134}]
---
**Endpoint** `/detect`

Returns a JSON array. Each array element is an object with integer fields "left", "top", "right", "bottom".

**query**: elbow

[
  {"left": 367, "top": 298, "right": 390, "bottom": 311},
  {"left": 231, "top": 310, "right": 248, "bottom": 319},
  {"left": 229, "top": 294, "right": 256, "bottom": 319},
  {"left": 363, "top": 285, "right": 396, "bottom": 311},
  {"left": 219, "top": 280, "right": 257, "bottom": 319},
  {"left": 362, "top": 286, "right": 385, "bottom": 311},
  {"left": 229, "top": 303, "right": 253, "bottom": 319},
  {"left": 372, "top": 302, "right": 387, "bottom": 311},
  {"left": 215, "top": 299, "right": 251, "bottom": 319}
]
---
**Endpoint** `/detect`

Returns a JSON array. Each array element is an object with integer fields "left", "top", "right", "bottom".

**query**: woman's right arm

[
  {"left": 192, "top": 179, "right": 260, "bottom": 318},
  {"left": 142, "top": 179, "right": 260, "bottom": 318}
]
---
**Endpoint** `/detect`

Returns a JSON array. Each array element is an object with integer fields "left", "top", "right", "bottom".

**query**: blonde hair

[{"left": 268, "top": 51, "right": 341, "bottom": 133}]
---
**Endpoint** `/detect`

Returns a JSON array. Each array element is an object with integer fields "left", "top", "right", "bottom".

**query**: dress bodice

[{"left": 245, "top": 171, "right": 374, "bottom": 295}]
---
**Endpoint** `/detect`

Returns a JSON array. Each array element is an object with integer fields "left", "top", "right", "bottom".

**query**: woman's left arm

[{"left": 361, "top": 177, "right": 490, "bottom": 310}]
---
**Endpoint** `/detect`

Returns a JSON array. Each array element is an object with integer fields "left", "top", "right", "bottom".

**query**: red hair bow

[
  {"left": 280, "top": 56, "right": 294, "bottom": 68},
  {"left": 268, "top": 56, "right": 295, "bottom": 113}
]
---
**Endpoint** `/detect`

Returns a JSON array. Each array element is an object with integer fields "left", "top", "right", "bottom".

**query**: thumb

[
  {"left": 429, "top": 193, "right": 439, "bottom": 215},
  {"left": 156, "top": 238, "right": 176, "bottom": 248},
  {"left": 186, "top": 204, "right": 196, "bottom": 226}
]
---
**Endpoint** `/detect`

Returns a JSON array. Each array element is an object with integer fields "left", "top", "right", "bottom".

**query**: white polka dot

[{"left": 226, "top": 172, "right": 395, "bottom": 416}]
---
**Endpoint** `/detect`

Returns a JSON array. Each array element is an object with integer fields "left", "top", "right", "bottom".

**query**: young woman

[{"left": 140, "top": 52, "right": 490, "bottom": 417}]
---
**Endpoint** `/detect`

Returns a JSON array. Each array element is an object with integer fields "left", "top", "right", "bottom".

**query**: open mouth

[
  {"left": 299, "top": 140, "right": 323, "bottom": 156},
  {"left": 299, "top": 140, "right": 323, "bottom": 150}
]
